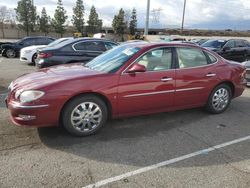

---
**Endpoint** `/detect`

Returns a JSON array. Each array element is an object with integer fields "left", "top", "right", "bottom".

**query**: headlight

[
  {"left": 19, "top": 90, "right": 45, "bottom": 103},
  {"left": 24, "top": 50, "right": 32, "bottom": 53}
]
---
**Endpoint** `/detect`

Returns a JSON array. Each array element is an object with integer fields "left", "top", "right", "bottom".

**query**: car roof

[
  {"left": 23, "top": 36, "right": 54, "bottom": 39},
  {"left": 122, "top": 41, "right": 201, "bottom": 49}
]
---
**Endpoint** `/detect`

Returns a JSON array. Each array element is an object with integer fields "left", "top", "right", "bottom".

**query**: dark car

[
  {"left": 201, "top": 39, "right": 250, "bottom": 62},
  {"left": 1, "top": 36, "right": 55, "bottom": 58},
  {"left": 35, "top": 38, "right": 118, "bottom": 68}
]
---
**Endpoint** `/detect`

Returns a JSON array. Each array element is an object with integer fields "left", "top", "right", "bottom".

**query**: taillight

[{"left": 38, "top": 52, "right": 53, "bottom": 58}]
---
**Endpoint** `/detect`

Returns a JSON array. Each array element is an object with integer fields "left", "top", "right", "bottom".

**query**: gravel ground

[{"left": 0, "top": 57, "right": 250, "bottom": 188}]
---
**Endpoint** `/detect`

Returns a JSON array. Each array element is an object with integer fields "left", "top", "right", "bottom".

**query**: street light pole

[
  {"left": 144, "top": 0, "right": 150, "bottom": 35},
  {"left": 181, "top": 0, "right": 187, "bottom": 35}
]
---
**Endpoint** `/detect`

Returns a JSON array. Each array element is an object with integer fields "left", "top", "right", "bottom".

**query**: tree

[
  {"left": 129, "top": 8, "right": 137, "bottom": 35},
  {"left": 39, "top": 7, "right": 50, "bottom": 35},
  {"left": 112, "top": 8, "right": 126, "bottom": 36},
  {"left": 0, "top": 6, "right": 9, "bottom": 38},
  {"left": 52, "top": 0, "right": 68, "bottom": 37},
  {"left": 15, "top": 0, "right": 37, "bottom": 36},
  {"left": 87, "top": 6, "right": 102, "bottom": 34},
  {"left": 72, "top": 0, "right": 85, "bottom": 33}
]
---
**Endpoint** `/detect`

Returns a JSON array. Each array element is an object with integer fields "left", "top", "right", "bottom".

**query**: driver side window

[{"left": 137, "top": 48, "right": 172, "bottom": 71}]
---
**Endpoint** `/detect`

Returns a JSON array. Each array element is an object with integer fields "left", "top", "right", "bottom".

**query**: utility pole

[
  {"left": 181, "top": 0, "right": 187, "bottom": 35},
  {"left": 144, "top": 0, "right": 150, "bottom": 35}
]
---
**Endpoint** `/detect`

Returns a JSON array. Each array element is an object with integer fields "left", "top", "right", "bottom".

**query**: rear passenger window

[
  {"left": 137, "top": 48, "right": 172, "bottom": 71},
  {"left": 176, "top": 48, "right": 208, "bottom": 68},
  {"left": 74, "top": 41, "right": 105, "bottom": 51},
  {"left": 206, "top": 52, "right": 217, "bottom": 63}
]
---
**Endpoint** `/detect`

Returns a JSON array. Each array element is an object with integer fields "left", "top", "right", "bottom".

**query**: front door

[{"left": 117, "top": 47, "right": 176, "bottom": 116}]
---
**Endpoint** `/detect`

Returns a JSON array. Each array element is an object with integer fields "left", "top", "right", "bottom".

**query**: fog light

[{"left": 18, "top": 115, "right": 36, "bottom": 121}]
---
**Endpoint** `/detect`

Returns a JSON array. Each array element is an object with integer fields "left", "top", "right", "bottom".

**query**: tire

[
  {"left": 206, "top": 84, "right": 232, "bottom": 114},
  {"left": 62, "top": 95, "right": 108, "bottom": 136},
  {"left": 5, "top": 49, "right": 16, "bottom": 58}
]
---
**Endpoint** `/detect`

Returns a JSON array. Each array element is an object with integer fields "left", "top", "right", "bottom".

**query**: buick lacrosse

[{"left": 6, "top": 43, "right": 247, "bottom": 136}]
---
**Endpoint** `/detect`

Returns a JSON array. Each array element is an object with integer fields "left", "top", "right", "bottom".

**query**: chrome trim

[
  {"left": 10, "top": 103, "right": 49, "bottom": 109},
  {"left": 206, "top": 73, "right": 216, "bottom": 77},
  {"left": 123, "top": 87, "right": 204, "bottom": 98},
  {"left": 176, "top": 87, "right": 204, "bottom": 92},
  {"left": 123, "top": 90, "right": 175, "bottom": 98},
  {"left": 161, "top": 78, "right": 173, "bottom": 82}
]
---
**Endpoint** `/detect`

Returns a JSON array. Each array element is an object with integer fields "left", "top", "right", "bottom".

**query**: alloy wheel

[
  {"left": 212, "top": 88, "right": 229, "bottom": 111},
  {"left": 70, "top": 102, "right": 103, "bottom": 133}
]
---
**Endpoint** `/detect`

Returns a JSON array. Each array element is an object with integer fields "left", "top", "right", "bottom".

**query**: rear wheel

[
  {"left": 206, "top": 84, "right": 232, "bottom": 114},
  {"left": 62, "top": 95, "right": 108, "bottom": 136},
  {"left": 5, "top": 49, "right": 16, "bottom": 58}
]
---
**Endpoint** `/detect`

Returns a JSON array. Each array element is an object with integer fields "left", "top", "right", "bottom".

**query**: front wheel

[
  {"left": 62, "top": 95, "right": 108, "bottom": 136},
  {"left": 5, "top": 49, "right": 16, "bottom": 58},
  {"left": 206, "top": 84, "right": 232, "bottom": 114}
]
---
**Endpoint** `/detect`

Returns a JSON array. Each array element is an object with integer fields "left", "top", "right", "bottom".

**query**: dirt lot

[{"left": 0, "top": 57, "right": 250, "bottom": 188}]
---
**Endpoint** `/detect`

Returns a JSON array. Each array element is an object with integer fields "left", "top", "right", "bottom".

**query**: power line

[{"left": 152, "top": 8, "right": 163, "bottom": 24}]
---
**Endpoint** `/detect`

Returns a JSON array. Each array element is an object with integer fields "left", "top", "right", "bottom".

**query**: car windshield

[
  {"left": 201, "top": 40, "right": 226, "bottom": 48},
  {"left": 47, "top": 38, "right": 70, "bottom": 47},
  {"left": 85, "top": 45, "right": 141, "bottom": 73}
]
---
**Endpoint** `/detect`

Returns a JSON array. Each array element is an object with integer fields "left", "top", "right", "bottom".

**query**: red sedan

[{"left": 6, "top": 43, "right": 247, "bottom": 136}]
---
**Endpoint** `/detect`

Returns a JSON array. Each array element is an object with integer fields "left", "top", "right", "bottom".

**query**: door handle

[
  {"left": 161, "top": 77, "right": 173, "bottom": 82},
  {"left": 206, "top": 73, "right": 216, "bottom": 77}
]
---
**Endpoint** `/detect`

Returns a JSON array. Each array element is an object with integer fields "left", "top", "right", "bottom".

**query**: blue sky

[{"left": 1, "top": 0, "right": 250, "bottom": 30}]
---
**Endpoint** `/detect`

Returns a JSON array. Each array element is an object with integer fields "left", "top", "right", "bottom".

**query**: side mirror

[
  {"left": 127, "top": 64, "right": 146, "bottom": 74},
  {"left": 19, "top": 42, "right": 24, "bottom": 46},
  {"left": 223, "top": 46, "right": 231, "bottom": 51}
]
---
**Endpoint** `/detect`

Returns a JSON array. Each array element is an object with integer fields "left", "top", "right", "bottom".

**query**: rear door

[
  {"left": 117, "top": 47, "right": 176, "bottom": 116},
  {"left": 175, "top": 47, "right": 219, "bottom": 108},
  {"left": 221, "top": 40, "right": 236, "bottom": 61}
]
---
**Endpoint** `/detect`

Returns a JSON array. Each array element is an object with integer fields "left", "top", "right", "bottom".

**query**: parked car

[
  {"left": 1, "top": 36, "right": 55, "bottom": 58},
  {"left": 35, "top": 38, "right": 118, "bottom": 68},
  {"left": 20, "top": 37, "right": 73, "bottom": 64},
  {"left": 242, "top": 61, "right": 250, "bottom": 86},
  {"left": 201, "top": 39, "right": 250, "bottom": 62},
  {"left": 6, "top": 43, "right": 246, "bottom": 136}
]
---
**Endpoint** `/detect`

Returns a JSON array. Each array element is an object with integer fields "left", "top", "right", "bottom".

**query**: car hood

[
  {"left": 10, "top": 64, "right": 103, "bottom": 91},
  {"left": 21, "top": 45, "right": 47, "bottom": 51}
]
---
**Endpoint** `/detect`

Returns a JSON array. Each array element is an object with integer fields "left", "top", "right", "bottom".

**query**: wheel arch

[
  {"left": 59, "top": 92, "right": 113, "bottom": 126},
  {"left": 214, "top": 80, "right": 235, "bottom": 97}
]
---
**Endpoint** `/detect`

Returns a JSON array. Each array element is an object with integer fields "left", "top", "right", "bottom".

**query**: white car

[
  {"left": 20, "top": 37, "right": 72, "bottom": 64},
  {"left": 242, "top": 61, "right": 250, "bottom": 86}
]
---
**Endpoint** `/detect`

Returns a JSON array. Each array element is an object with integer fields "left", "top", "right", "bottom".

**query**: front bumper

[{"left": 7, "top": 100, "right": 59, "bottom": 127}]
